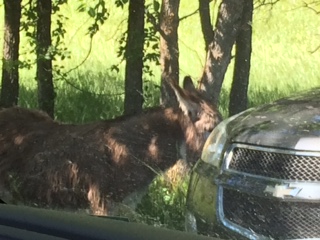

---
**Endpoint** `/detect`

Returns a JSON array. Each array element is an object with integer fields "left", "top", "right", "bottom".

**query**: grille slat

[
  {"left": 223, "top": 188, "right": 320, "bottom": 239},
  {"left": 228, "top": 147, "right": 320, "bottom": 181}
]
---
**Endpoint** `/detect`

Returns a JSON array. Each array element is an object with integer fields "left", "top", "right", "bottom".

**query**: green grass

[
  {"left": 1, "top": 0, "right": 319, "bottom": 121},
  {"left": 1, "top": 0, "right": 318, "bottom": 121},
  {"left": 0, "top": 0, "right": 320, "bottom": 230}
]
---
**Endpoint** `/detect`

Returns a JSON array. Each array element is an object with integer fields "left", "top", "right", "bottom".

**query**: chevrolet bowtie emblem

[{"left": 264, "top": 184, "right": 302, "bottom": 198}]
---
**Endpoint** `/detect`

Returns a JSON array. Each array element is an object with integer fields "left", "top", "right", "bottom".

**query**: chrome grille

[
  {"left": 228, "top": 146, "right": 320, "bottom": 181},
  {"left": 223, "top": 188, "right": 320, "bottom": 239}
]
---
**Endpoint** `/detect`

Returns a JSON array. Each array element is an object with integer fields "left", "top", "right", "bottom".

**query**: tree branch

[
  {"left": 179, "top": 9, "right": 198, "bottom": 21},
  {"left": 310, "top": 44, "right": 320, "bottom": 54},
  {"left": 302, "top": 0, "right": 320, "bottom": 14},
  {"left": 254, "top": 0, "right": 280, "bottom": 10}
]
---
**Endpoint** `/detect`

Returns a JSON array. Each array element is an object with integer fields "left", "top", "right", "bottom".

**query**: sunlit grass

[{"left": 1, "top": 0, "right": 319, "bottom": 122}]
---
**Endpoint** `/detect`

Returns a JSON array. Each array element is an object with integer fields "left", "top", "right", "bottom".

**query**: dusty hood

[{"left": 226, "top": 88, "right": 320, "bottom": 151}]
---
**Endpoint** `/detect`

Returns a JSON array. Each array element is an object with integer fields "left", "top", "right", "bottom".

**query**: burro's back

[{"left": 0, "top": 77, "right": 221, "bottom": 215}]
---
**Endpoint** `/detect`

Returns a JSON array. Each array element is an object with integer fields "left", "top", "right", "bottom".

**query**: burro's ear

[
  {"left": 170, "top": 77, "right": 199, "bottom": 121},
  {"left": 183, "top": 76, "right": 196, "bottom": 92},
  {"left": 171, "top": 76, "right": 222, "bottom": 134}
]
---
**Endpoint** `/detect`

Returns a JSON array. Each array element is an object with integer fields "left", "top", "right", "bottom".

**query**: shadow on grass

[
  {"left": 18, "top": 75, "right": 306, "bottom": 123},
  {"left": 18, "top": 84, "right": 124, "bottom": 123},
  {"left": 18, "top": 75, "right": 161, "bottom": 123}
]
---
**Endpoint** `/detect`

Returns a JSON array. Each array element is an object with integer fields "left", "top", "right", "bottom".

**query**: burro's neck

[{"left": 103, "top": 107, "right": 205, "bottom": 171}]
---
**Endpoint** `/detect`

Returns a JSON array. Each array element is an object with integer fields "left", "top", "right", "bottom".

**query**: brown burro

[{"left": 0, "top": 77, "right": 222, "bottom": 215}]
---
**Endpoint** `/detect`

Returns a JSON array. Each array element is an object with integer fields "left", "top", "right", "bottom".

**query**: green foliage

[
  {"left": 143, "top": 79, "right": 161, "bottom": 108},
  {"left": 112, "top": 0, "right": 160, "bottom": 78},
  {"left": 20, "top": 1, "right": 37, "bottom": 70},
  {"left": 136, "top": 176, "right": 189, "bottom": 231},
  {"left": 89, "top": 2, "right": 109, "bottom": 37},
  {"left": 115, "top": 0, "right": 129, "bottom": 9},
  {"left": 144, "top": 0, "right": 160, "bottom": 75},
  {"left": 76, "top": 0, "right": 109, "bottom": 37},
  {"left": 20, "top": 0, "right": 70, "bottom": 70}
]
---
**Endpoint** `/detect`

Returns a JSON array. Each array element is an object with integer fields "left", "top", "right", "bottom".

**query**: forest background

[{"left": 1, "top": 0, "right": 319, "bottom": 122}]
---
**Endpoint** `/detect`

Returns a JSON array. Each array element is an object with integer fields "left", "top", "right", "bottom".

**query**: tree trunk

[
  {"left": 199, "top": 0, "right": 214, "bottom": 51},
  {"left": 36, "top": 0, "right": 54, "bottom": 118},
  {"left": 159, "top": 0, "right": 180, "bottom": 107},
  {"left": 0, "top": 0, "right": 22, "bottom": 108},
  {"left": 229, "top": 0, "right": 253, "bottom": 116},
  {"left": 199, "top": 0, "right": 244, "bottom": 106},
  {"left": 124, "top": 0, "right": 145, "bottom": 115}
]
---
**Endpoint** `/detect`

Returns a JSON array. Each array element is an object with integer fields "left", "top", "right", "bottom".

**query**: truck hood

[{"left": 227, "top": 88, "right": 320, "bottom": 151}]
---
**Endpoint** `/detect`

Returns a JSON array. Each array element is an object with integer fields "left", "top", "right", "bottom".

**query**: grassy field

[
  {"left": 0, "top": 0, "right": 319, "bottom": 230},
  {"left": 0, "top": 0, "right": 319, "bottom": 121}
]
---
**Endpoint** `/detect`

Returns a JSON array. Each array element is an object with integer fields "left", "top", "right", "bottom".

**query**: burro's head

[
  {"left": 170, "top": 76, "right": 222, "bottom": 163},
  {"left": 171, "top": 76, "right": 222, "bottom": 137}
]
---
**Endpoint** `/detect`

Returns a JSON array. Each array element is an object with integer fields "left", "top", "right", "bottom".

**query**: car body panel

[{"left": 227, "top": 88, "right": 320, "bottom": 150}]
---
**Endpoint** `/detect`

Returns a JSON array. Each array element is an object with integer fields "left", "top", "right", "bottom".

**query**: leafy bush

[{"left": 136, "top": 175, "right": 190, "bottom": 231}]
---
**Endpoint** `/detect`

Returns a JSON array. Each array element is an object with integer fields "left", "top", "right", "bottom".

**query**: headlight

[
  {"left": 201, "top": 110, "right": 251, "bottom": 167},
  {"left": 201, "top": 120, "right": 228, "bottom": 167}
]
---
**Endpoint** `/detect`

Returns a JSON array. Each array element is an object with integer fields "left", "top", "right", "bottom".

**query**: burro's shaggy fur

[{"left": 0, "top": 77, "right": 221, "bottom": 215}]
